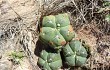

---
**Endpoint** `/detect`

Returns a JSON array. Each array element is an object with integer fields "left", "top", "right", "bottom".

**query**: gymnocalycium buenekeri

[
  {"left": 38, "top": 50, "right": 62, "bottom": 70},
  {"left": 38, "top": 13, "right": 89, "bottom": 70},
  {"left": 62, "top": 40, "right": 88, "bottom": 66},
  {"left": 40, "top": 13, "right": 75, "bottom": 49}
]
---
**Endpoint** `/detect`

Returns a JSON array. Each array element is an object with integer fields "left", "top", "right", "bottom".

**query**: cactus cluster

[
  {"left": 38, "top": 13, "right": 88, "bottom": 70},
  {"left": 40, "top": 13, "right": 75, "bottom": 49}
]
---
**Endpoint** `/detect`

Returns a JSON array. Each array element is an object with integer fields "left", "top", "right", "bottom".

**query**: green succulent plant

[
  {"left": 38, "top": 50, "right": 62, "bottom": 70},
  {"left": 9, "top": 51, "right": 24, "bottom": 64},
  {"left": 62, "top": 40, "right": 88, "bottom": 66},
  {"left": 40, "top": 13, "right": 75, "bottom": 49}
]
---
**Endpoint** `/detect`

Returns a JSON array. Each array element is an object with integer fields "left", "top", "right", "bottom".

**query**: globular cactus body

[
  {"left": 40, "top": 27, "right": 56, "bottom": 43},
  {"left": 40, "top": 13, "right": 75, "bottom": 49},
  {"left": 55, "top": 13, "right": 70, "bottom": 27},
  {"left": 38, "top": 50, "right": 62, "bottom": 70},
  {"left": 42, "top": 15, "right": 56, "bottom": 28},
  {"left": 62, "top": 40, "right": 88, "bottom": 66},
  {"left": 59, "top": 25, "right": 75, "bottom": 41}
]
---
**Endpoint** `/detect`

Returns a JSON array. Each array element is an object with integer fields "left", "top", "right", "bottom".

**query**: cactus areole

[
  {"left": 40, "top": 13, "right": 75, "bottom": 49},
  {"left": 38, "top": 50, "right": 62, "bottom": 70},
  {"left": 62, "top": 40, "right": 88, "bottom": 66}
]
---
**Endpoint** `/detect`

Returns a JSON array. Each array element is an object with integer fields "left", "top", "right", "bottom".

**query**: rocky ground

[{"left": 0, "top": 0, "right": 110, "bottom": 70}]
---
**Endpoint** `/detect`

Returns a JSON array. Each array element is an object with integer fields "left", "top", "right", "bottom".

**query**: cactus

[
  {"left": 40, "top": 13, "right": 75, "bottom": 49},
  {"left": 59, "top": 25, "right": 75, "bottom": 41},
  {"left": 55, "top": 13, "right": 70, "bottom": 27},
  {"left": 38, "top": 50, "right": 62, "bottom": 70},
  {"left": 38, "top": 13, "right": 89, "bottom": 70},
  {"left": 42, "top": 15, "right": 56, "bottom": 28},
  {"left": 62, "top": 40, "right": 88, "bottom": 66}
]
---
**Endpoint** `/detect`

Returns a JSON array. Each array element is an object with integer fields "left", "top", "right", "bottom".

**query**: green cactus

[
  {"left": 40, "top": 27, "right": 66, "bottom": 49},
  {"left": 62, "top": 40, "right": 88, "bottom": 66},
  {"left": 42, "top": 15, "right": 56, "bottom": 28},
  {"left": 59, "top": 25, "right": 75, "bottom": 41},
  {"left": 40, "top": 13, "right": 75, "bottom": 49},
  {"left": 38, "top": 50, "right": 62, "bottom": 70},
  {"left": 49, "top": 30, "right": 66, "bottom": 49},
  {"left": 55, "top": 13, "right": 70, "bottom": 27},
  {"left": 40, "top": 27, "right": 56, "bottom": 43}
]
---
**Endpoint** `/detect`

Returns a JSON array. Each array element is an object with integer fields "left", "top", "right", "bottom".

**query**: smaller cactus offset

[
  {"left": 38, "top": 50, "right": 62, "bottom": 70},
  {"left": 62, "top": 40, "right": 88, "bottom": 66},
  {"left": 40, "top": 13, "right": 75, "bottom": 49}
]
